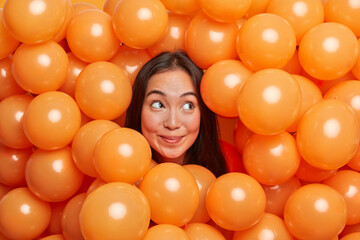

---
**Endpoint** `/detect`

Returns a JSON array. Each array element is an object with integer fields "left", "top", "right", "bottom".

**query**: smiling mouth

[{"left": 160, "top": 136, "right": 183, "bottom": 144}]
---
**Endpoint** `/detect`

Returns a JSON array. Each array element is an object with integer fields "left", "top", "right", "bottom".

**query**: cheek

[
  {"left": 183, "top": 111, "right": 201, "bottom": 134},
  {"left": 141, "top": 109, "right": 161, "bottom": 135}
]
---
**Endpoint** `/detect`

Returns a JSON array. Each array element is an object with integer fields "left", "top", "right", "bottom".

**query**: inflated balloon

[
  {"left": 75, "top": 61, "right": 132, "bottom": 120},
  {"left": 109, "top": 45, "right": 151, "bottom": 85},
  {"left": 199, "top": 0, "right": 251, "bottom": 22},
  {"left": 160, "top": 0, "right": 200, "bottom": 15},
  {"left": 72, "top": 2, "right": 97, "bottom": 16},
  {"left": 184, "top": 223, "right": 225, "bottom": 240},
  {"left": 0, "top": 94, "right": 33, "bottom": 149},
  {"left": 0, "top": 57, "right": 25, "bottom": 101},
  {"left": 237, "top": 68, "right": 301, "bottom": 135},
  {"left": 266, "top": 0, "right": 324, "bottom": 44},
  {"left": 233, "top": 119, "right": 254, "bottom": 156},
  {"left": 206, "top": 172, "right": 266, "bottom": 231},
  {"left": 340, "top": 223, "right": 360, "bottom": 238},
  {"left": 296, "top": 99, "right": 359, "bottom": 170},
  {"left": 72, "top": 120, "right": 120, "bottom": 177},
  {"left": 79, "top": 182, "right": 150, "bottom": 240},
  {"left": 220, "top": 140, "right": 245, "bottom": 173},
  {"left": 281, "top": 49, "right": 303, "bottom": 74},
  {"left": 284, "top": 184, "right": 347, "bottom": 240},
  {"left": 12, "top": 41, "right": 69, "bottom": 94},
  {"left": 94, "top": 127, "right": 152, "bottom": 183},
  {"left": 40, "top": 234, "right": 66, "bottom": 240},
  {"left": 23, "top": 91, "right": 81, "bottom": 150},
  {"left": 295, "top": 157, "right": 337, "bottom": 183},
  {"left": 139, "top": 163, "right": 199, "bottom": 226},
  {"left": 236, "top": 13, "right": 296, "bottom": 71},
  {"left": 2, "top": 0, "right": 67, "bottom": 44},
  {"left": 86, "top": 178, "right": 106, "bottom": 195},
  {"left": 185, "top": 12, "right": 238, "bottom": 69},
  {"left": 0, "top": 143, "right": 32, "bottom": 187},
  {"left": 200, "top": 60, "right": 252, "bottom": 117},
  {"left": 244, "top": 0, "right": 270, "bottom": 18},
  {"left": 298, "top": 22, "right": 359, "bottom": 80},
  {"left": 52, "top": 0, "right": 73, "bottom": 43},
  {"left": 61, "top": 193, "right": 86, "bottom": 240},
  {"left": 103, "top": 0, "right": 119, "bottom": 15},
  {"left": 0, "top": 187, "right": 51, "bottom": 240},
  {"left": 347, "top": 144, "right": 360, "bottom": 171},
  {"left": 47, "top": 201, "right": 67, "bottom": 235},
  {"left": 134, "top": 159, "right": 158, "bottom": 188},
  {"left": 0, "top": 9, "right": 19, "bottom": 60},
  {"left": 143, "top": 224, "right": 190, "bottom": 240},
  {"left": 233, "top": 213, "right": 293, "bottom": 240},
  {"left": 207, "top": 219, "right": 235, "bottom": 240},
  {"left": 243, "top": 131, "right": 300, "bottom": 185},
  {"left": 25, "top": 147, "right": 84, "bottom": 202},
  {"left": 112, "top": 0, "right": 168, "bottom": 49},
  {"left": 0, "top": 182, "right": 12, "bottom": 200},
  {"left": 352, "top": 38, "right": 360, "bottom": 79},
  {"left": 341, "top": 233, "right": 360, "bottom": 240}
]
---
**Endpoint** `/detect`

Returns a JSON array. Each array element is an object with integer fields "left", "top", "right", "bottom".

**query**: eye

[
  {"left": 151, "top": 101, "right": 164, "bottom": 109},
  {"left": 183, "top": 102, "right": 194, "bottom": 110}
]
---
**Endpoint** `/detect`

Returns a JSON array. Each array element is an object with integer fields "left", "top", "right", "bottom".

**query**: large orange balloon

[
  {"left": 66, "top": 9, "right": 120, "bottom": 63},
  {"left": 0, "top": 9, "right": 19, "bottom": 60},
  {"left": 23, "top": 91, "right": 81, "bottom": 150},
  {"left": 0, "top": 94, "right": 33, "bottom": 149},
  {"left": 61, "top": 193, "right": 86, "bottom": 240},
  {"left": 237, "top": 69, "right": 301, "bottom": 135},
  {"left": 185, "top": 223, "right": 225, "bottom": 240},
  {"left": 296, "top": 99, "right": 359, "bottom": 170},
  {"left": 2, "top": 0, "right": 67, "bottom": 44},
  {"left": 284, "top": 184, "right": 347, "bottom": 240},
  {"left": 199, "top": 0, "right": 251, "bottom": 22},
  {"left": 143, "top": 224, "right": 190, "bottom": 240},
  {"left": 206, "top": 172, "right": 266, "bottom": 231},
  {"left": 0, "top": 187, "right": 51, "bottom": 240},
  {"left": 112, "top": 0, "right": 168, "bottom": 49},
  {"left": 94, "top": 127, "right": 152, "bottom": 183},
  {"left": 236, "top": 13, "right": 296, "bottom": 71},
  {"left": 75, "top": 61, "right": 132, "bottom": 120},
  {"left": 0, "top": 57, "right": 25, "bottom": 101},
  {"left": 79, "top": 182, "right": 150, "bottom": 240},
  {"left": 298, "top": 22, "right": 359, "bottom": 80},
  {"left": 160, "top": 0, "right": 200, "bottom": 15},
  {"left": 185, "top": 12, "right": 238, "bottom": 69},
  {"left": 200, "top": 60, "right": 252, "bottom": 117},
  {"left": 25, "top": 147, "right": 84, "bottom": 202},
  {"left": 139, "top": 163, "right": 199, "bottom": 226},
  {"left": 12, "top": 41, "right": 69, "bottom": 94}
]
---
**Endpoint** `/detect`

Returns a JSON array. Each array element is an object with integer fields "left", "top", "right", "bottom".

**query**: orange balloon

[
  {"left": 0, "top": 187, "right": 51, "bottom": 240},
  {"left": 185, "top": 223, "right": 225, "bottom": 240},
  {"left": 112, "top": 0, "right": 168, "bottom": 49},
  {"left": 185, "top": 12, "right": 238, "bottom": 69},
  {"left": 0, "top": 57, "right": 25, "bottom": 101},
  {"left": 347, "top": 142, "right": 360, "bottom": 171},
  {"left": 296, "top": 99, "right": 359, "bottom": 170},
  {"left": 341, "top": 233, "right": 360, "bottom": 240},
  {"left": 0, "top": 182, "right": 12, "bottom": 200},
  {"left": 103, "top": 0, "right": 118, "bottom": 15},
  {"left": 340, "top": 223, "right": 360, "bottom": 238},
  {"left": 139, "top": 163, "right": 199, "bottom": 226},
  {"left": 200, "top": 60, "right": 252, "bottom": 117},
  {"left": 237, "top": 69, "right": 301, "bottom": 135},
  {"left": 23, "top": 91, "right": 81, "bottom": 150},
  {"left": 295, "top": 157, "right": 337, "bottom": 182},
  {"left": 134, "top": 159, "right": 158, "bottom": 187},
  {"left": 94, "top": 127, "right": 152, "bottom": 183},
  {"left": 72, "top": 120, "right": 120, "bottom": 177},
  {"left": 61, "top": 193, "right": 86, "bottom": 240},
  {"left": 47, "top": 201, "right": 67, "bottom": 235},
  {"left": 183, "top": 164, "right": 216, "bottom": 223},
  {"left": 40, "top": 234, "right": 66, "bottom": 240},
  {"left": 2, "top": 0, "right": 67, "bottom": 44},
  {"left": 206, "top": 172, "right": 266, "bottom": 231},
  {"left": 220, "top": 140, "right": 245, "bottom": 173},
  {"left": 67, "top": 9, "right": 120, "bottom": 63},
  {"left": 207, "top": 219, "right": 235, "bottom": 240},
  {"left": 262, "top": 176, "right": 301, "bottom": 218},
  {"left": 281, "top": 49, "right": 303, "bottom": 74},
  {"left": 0, "top": 9, "right": 19, "bottom": 60},
  {"left": 52, "top": 0, "right": 74, "bottom": 43},
  {"left": 160, "top": 0, "right": 200, "bottom": 15},
  {"left": 243, "top": 131, "right": 300, "bottom": 185},
  {"left": 199, "top": 0, "right": 251, "bottom": 22},
  {"left": 236, "top": 13, "right": 296, "bottom": 71},
  {"left": 233, "top": 213, "right": 293, "bottom": 240},
  {"left": 109, "top": 45, "right": 151, "bottom": 85},
  {"left": 12, "top": 41, "right": 69, "bottom": 94},
  {"left": 298, "top": 22, "right": 359, "bottom": 80},
  {"left": 148, "top": 13, "right": 190, "bottom": 57},
  {"left": 72, "top": 2, "right": 97, "bottom": 16},
  {"left": 244, "top": 0, "right": 271, "bottom": 18},
  {"left": 143, "top": 224, "right": 189, "bottom": 240},
  {"left": 86, "top": 178, "right": 107, "bottom": 195},
  {"left": 25, "top": 147, "right": 84, "bottom": 202},
  {"left": 233, "top": 119, "right": 254, "bottom": 156},
  {"left": 79, "top": 182, "right": 150, "bottom": 240},
  {"left": 0, "top": 94, "right": 33, "bottom": 149},
  {"left": 75, "top": 61, "right": 132, "bottom": 120},
  {"left": 284, "top": 183, "right": 347, "bottom": 240},
  {"left": 266, "top": 0, "right": 324, "bottom": 44},
  {"left": 352, "top": 38, "right": 360, "bottom": 79}
]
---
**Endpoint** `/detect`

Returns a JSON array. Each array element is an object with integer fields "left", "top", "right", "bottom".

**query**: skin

[{"left": 141, "top": 69, "right": 201, "bottom": 165}]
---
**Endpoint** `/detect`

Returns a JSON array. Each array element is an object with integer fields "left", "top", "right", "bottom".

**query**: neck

[{"left": 154, "top": 152, "right": 187, "bottom": 165}]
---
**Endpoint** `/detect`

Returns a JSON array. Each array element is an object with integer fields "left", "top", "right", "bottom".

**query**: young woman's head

[{"left": 125, "top": 51, "right": 227, "bottom": 177}]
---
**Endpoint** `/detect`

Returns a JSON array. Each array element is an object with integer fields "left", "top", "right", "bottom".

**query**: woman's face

[{"left": 141, "top": 69, "right": 201, "bottom": 165}]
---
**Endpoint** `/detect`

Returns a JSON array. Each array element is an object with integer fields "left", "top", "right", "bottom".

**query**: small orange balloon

[
  {"left": 233, "top": 119, "right": 254, "bottom": 156},
  {"left": 86, "top": 178, "right": 107, "bottom": 195},
  {"left": 75, "top": 61, "right": 132, "bottom": 120},
  {"left": 237, "top": 69, "right": 301, "bottom": 135},
  {"left": 72, "top": 2, "right": 97, "bottom": 16},
  {"left": 61, "top": 193, "right": 86, "bottom": 240},
  {"left": 347, "top": 142, "right": 360, "bottom": 171},
  {"left": 52, "top": 0, "right": 74, "bottom": 43},
  {"left": 200, "top": 60, "right": 252, "bottom": 117},
  {"left": 66, "top": 9, "right": 120, "bottom": 63},
  {"left": 112, "top": 0, "right": 168, "bottom": 49},
  {"left": 40, "top": 234, "right": 66, "bottom": 240},
  {"left": 340, "top": 223, "right": 360, "bottom": 238},
  {"left": 139, "top": 163, "right": 200, "bottom": 226},
  {"left": 352, "top": 38, "right": 360, "bottom": 79},
  {"left": 298, "top": 22, "right": 359, "bottom": 80},
  {"left": 236, "top": 13, "right": 296, "bottom": 71},
  {"left": 79, "top": 182, "right": 150, "bottom": 240},
  {"left": 244, "top": 0, "right": 271, "bottom": 18},
  {"left": 341, "top": 232, "right": 360, "bottom": 240},
  {"left": 206, "top": 172, "right": 266, "bottom": 231},
  {"left": 296, "top": 99, "right": 359, "bottom": 170},
  {"left": 0, "top": 9, "right": 19, "bottom": 60},
  {"left": 134, "top": 159, "right": 158, "bottom": 188},
  {"left": 0, "top": 187, "right": 51, "bottom": 240},
  {"left": 94, "top": 127, "right": 152, "bottom": 183},
  {"left": 0, "top": 182, "right": 13, "bottom": 200},
  {"left": 281, "top": 49, "right": 303, "bottom": 74},
  {"left": 103, "top": 0, "right": 118, "bottom": 15},
  {"left": 199, "top": 0, "right": 251, "bottom": 22},
  {"left": 47, "top": 201, "right": 67, "bottom": 235},
  {"left": 185, "top": 223, "right": 225, "bottom": 240},
  {"left": 23, "top": 91, "right": 81, "bottom": 150},
  {"left": 185, "top": 12, "right": 238, "bottom": 69},
  {"left": 0, "top": 57, "right": 25, "bottom": 101},
  {"left": 295, "top": 157, "right": 337, "bottom": 182},
  {"left": 143, "top": 224, "right": 189, "bottom": 240},
  {"left": 284, "top": 184, "right": 347, "bottom": 240},
  {"left": 160, "top": 0, "right": 200, "bottom": 15}
]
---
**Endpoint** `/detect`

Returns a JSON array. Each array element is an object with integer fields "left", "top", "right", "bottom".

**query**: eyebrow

[{"left": 145, "top": 90, "right": 197, "bottom": 98}]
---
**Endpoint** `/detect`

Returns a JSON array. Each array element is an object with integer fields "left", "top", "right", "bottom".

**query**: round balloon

[
  {"left": 0, "top": 9, "right": 19, "bottom": 60},
  {"left": 199, "top": 0, "right": 251, "bottom": 22},
  {"left": 185, "top": 223, "right": 225, "bottom": 240},
  {"left": 160, "top": 0, "right": 200, "bottom": 15},
  {"left": 0, "top": 57, "right": 25, "bottom": 101},
  {"left": 143, "top": 224, "right": 189, "bottom": 240}
]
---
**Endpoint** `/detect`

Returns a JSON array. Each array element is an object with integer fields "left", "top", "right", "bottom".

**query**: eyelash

[{"left": 150, "top": 101, "right": 195, "bottom": 110}]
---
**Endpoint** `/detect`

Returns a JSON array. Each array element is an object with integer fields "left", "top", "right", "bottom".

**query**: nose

[{"left": 163, "top": 109, "right": 181, "bottom": 130}]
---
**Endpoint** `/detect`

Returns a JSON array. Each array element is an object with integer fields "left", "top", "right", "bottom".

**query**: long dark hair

[{"left": 125, "top": 51, "right": 228, "bottom": 177}]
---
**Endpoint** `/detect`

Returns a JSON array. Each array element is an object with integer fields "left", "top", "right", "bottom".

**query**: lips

[{"left": 160, "top": 135, "right": 183, "bottom": 144}]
